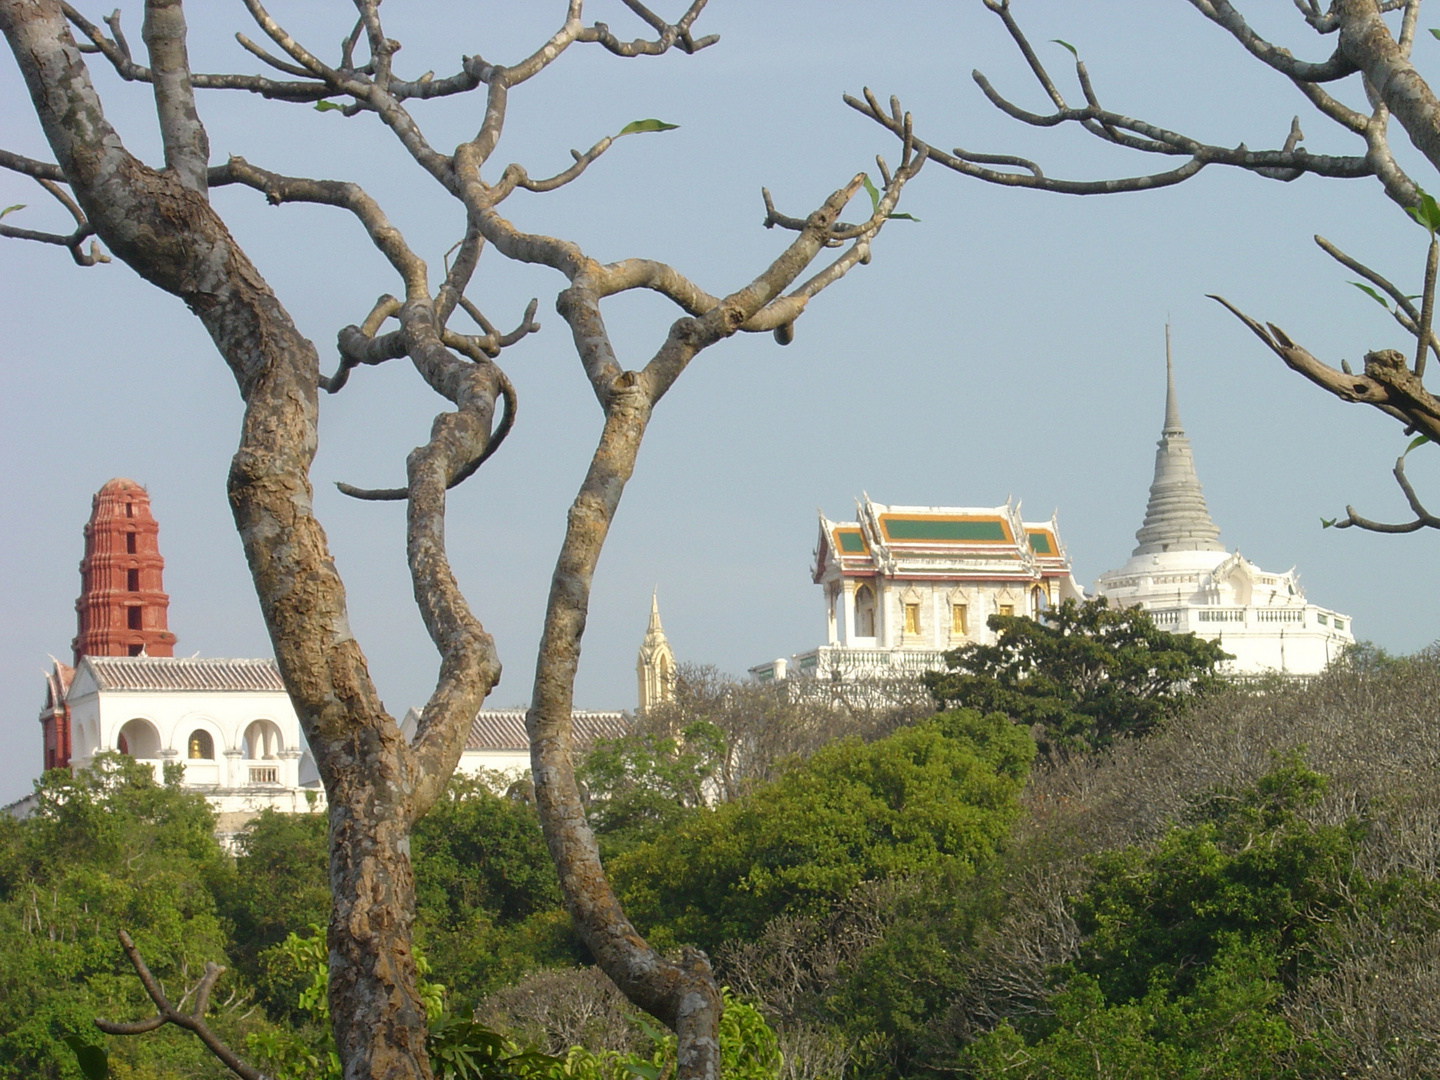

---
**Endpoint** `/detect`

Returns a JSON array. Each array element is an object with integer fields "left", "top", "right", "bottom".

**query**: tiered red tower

[
  {"left": 41, "top": 480, "right": 178, "bottom": 771},
  {"left": 71, "top": 478, "right": 177, "bottom": 664}
]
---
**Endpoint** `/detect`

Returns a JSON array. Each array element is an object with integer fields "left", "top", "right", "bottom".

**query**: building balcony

[
  {"left": 246, "top": 764, "right": 281, "bottom": 786},
  {"left": 754, "top": 645, "right": 949, "bottom": 683}
]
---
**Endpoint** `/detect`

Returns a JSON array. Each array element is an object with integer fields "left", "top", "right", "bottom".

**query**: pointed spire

[
  {"left": 637, "top": 590, "right": 675, "bottom": 714},
  {"left": 1163, "top": 323, "right": 1183, "bottom": 435},
  {"left": 1131, "top": 330, "right": 1224, "bottom": 556}
]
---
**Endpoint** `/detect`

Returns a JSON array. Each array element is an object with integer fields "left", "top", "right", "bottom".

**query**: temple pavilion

[{"left": 750, "top": 496, "right": 1086, "bottom": 682}]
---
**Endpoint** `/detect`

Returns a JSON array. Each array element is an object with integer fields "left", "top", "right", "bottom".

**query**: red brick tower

[{"left": 71, "top": 478, "right": 177, "bottom": 664}]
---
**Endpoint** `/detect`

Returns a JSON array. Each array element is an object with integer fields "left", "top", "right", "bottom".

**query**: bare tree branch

[
  {"left": 96, "top": 930, "right": 265, "bottom": 1080},
  {"left": 336, "top": 363, "right": 517, "bottom": 503},
  {"left": 1186, "top": 0, "right": 1358, "bottom": 81},
  {"left": 1333, "top": 453, "right": 1440, "bottom": 531},
  {"left": 1314, "top": 234, "right": 1440, "bottom": 367},
  {"left": 209, "top": 156, "right": 426, "bottom": 292},
  {"left": 528, "top": 152, "right": 918, "bottom": 1080},
  {"left": 141, "top": 0, "right": 210, "bottom": 193},
  {"left": 63, "top": 2, "right": 334, "bottom": 102},
  {"left": 851, "top": 0, "right": 1440, "bottom": 211},
  {"left": 1209, "top": 295, "right": 1440, "bottom": 439},
  {"left": 0, "top": 146, "right": 64, "bottom": 179}
]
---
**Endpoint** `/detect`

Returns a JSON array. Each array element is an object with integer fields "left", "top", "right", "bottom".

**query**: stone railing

[
  {"left": 248, "top": 765, "right": 280, "bottom": 785},
  {"left": 1196, "top": 609, "right": 1245, "bottom": 623},
  {"left": 806, "top": 646, "right": 948, "bottom": 678}
]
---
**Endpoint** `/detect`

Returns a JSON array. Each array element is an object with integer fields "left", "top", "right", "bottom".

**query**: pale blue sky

[{"left": 4, "top": 2, "right": 1438, "bottom": 804}]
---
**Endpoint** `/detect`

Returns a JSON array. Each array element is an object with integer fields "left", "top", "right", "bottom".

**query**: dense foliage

[
  {"left": 0, "top": 756, "right": 267, "bottom": 1079},
  {"left": 924, "top": 598, "right": 1230, "bottom": 755},
  {"left": 608, "top": 710, "right": 1033, "bottom": 952},
  {"left": 18, "top": 648, "right": 1440, "bottom": 1080},
  {"left": 961, "top": 758, "right": 1370, "bottom": 1078}
]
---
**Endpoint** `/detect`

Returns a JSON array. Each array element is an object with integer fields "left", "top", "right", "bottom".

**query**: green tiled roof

[
  {"left": 1028, "top": 532, "right": 1053, "bottom": 554},
  {"left": 882, "top": 517, "right": 1007, "bottom": 542},
  {"left": 836, "top": 529, "right": 866, "bottom": 553}
]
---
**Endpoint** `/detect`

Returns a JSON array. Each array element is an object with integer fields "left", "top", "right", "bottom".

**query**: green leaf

[
  {"left": 0, "top": 203, "right": 24, "bottom": 220},
  {"left": 862, "top": 173, "right": 881, "bottom": 213},
  {"left": 63, "top": 1037, "right": 109, "bottom": 1080},
  {"left": 313, "top": 100, "right": 344, "bottom": 113},
  {"left": 860, "top": 178, "right": 918, "bottom": 221},
  {"left": 1406, "top": 187, "right": 1440, "bottom": 234},
  {"left": 1051, "top": 39, "right": 1079, "bottom": 58},
  {"left": 1321, "top": 517, "right": 1337, "bottom": 529},
  {"left": 623, "top": 1063, "right": 662, "bottom": 1080},
  {"left": 1349, "top": 281, "right": 1392, "bottom": 309},
  {"left": 617, "top": 118, "right": 680, "bottom": 136},
  {"left": 1432, "top": 27, "right": 1440, "bottom": 39},
  {"left": 1406, "top": 434, "right": 1431, "bottom": 456}
]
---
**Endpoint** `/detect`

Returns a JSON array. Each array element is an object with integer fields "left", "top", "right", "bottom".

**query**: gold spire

[{"left": 637, "top": 590, "right": 675, "bottom": 714}]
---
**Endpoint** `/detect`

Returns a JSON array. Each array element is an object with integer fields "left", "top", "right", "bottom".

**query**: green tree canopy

[
  {"left": 577, "top": 722, "right": 724, "bottom": 858},
  {"left": 924, "top": 598, "right": 1230, "bottom": 756},
  {"left": 609, "top": 710, "right": 1033, "bottom": 953},
  {"left": 960, "top": 759, "right": 1370, "bottom": 1079},
  {"left": 0, "top": 756, "right": 258, "bottom": 1079}
]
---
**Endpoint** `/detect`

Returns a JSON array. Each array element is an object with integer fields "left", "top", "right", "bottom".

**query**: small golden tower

[{"left": 636, "top": 591, "right": 676, "bottom": 714}]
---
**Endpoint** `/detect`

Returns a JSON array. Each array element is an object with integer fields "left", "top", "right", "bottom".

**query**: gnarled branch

[
  {"left": 1333, "top": 453, "right": 1440, "bottom": 532},
  {"left": 1209, "top": 294, "right": 1440, "bottom": 449},
  {"left": 96, "top": 929, "right": 264, "bottom": 1080}
]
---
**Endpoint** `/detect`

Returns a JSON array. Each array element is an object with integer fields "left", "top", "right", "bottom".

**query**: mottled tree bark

[
  {"left": 2, "top": 3, "right": 915, "bottom": 1078},
  {"left": 1, "top": 5, "right": 498, "bottom": 1078}
]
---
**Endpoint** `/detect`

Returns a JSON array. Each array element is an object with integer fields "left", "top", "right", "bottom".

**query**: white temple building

[
  {"left": 751, "top": 497, "right": 1086, "bottom": 682},
  {"left": 37, "top": 653, "right": 324, "bottom": 835},
  {"left": 1093, "top": 343, "right": 1353, "bottom": 675}
]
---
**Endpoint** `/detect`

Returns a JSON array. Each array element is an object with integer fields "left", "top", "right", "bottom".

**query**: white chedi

[{"left": 1093, "top": 339, "right": 1353, "bottom": 675}]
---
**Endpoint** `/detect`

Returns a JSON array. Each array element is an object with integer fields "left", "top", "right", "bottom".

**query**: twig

[
  {"left": 1333, "top": 454, "right": 1440, "bottom": 532},
  {"left": 96, "top": 930, "right": 266, "bottom": 1080}
]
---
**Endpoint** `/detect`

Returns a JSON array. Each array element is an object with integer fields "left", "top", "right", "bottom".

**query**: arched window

[
  {"left": 117, "top": 718, "right": 161, "bottom": 759},
  {"left": 1031, "top": 585, "right": 1048, "bottom": 618},
  {"left": 187, "top": 730, "right": 215, "bottom": 760},
  {"left": 242, "top": 719, "right": 283, "bottom": 760},
  {"left": 854, "top": 584, "right": 876, "bottom": 638}
]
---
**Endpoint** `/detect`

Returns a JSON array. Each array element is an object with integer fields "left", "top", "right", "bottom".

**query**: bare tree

[
  {"left": 852, "top": 0, "right": 1440, "bottom": 532},
  {"left": 629, "top": 664, "right": 931, "bottom": 804},
  {"left": 0, "top": 3, "right": 921, "bottom": 1078}
]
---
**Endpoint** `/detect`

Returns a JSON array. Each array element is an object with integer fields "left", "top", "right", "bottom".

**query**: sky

[{"left": 4, "top": 1, "right": 1440, "bottom": 804}]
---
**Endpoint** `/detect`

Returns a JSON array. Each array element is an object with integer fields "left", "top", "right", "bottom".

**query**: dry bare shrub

[
  {"left": 642, "top": 665, "right": 932, "bottom": 803},
  {"left": 474, "top": 966, "right": 641, "bottom": 1056},
  {"left": 714, "top": 880, "right": 902, "bottom": 1026},
  {"left": 773, "top": 1021, "right": 863, "bottom": 1080},
  {"left": 1021, "top": 648, "right": 1440, "bottom": 877},
  {"left": 936, "top": 858, "right": 1084, "bottom": 1045},
  {"left": 1286, "top": 900, "right": 1440, "bottom": 1080},
  {"left": 711, "top": 881, "right": 903, "bottom": 1080}
]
